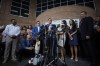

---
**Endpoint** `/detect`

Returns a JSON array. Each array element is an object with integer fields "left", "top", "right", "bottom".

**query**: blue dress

[{"left": 68, "top": 29, "right": 78, "bottom": 46}]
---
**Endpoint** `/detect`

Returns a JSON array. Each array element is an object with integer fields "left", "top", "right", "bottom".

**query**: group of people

[{"left": 0, "top": 11, "right": 100, "bottom": 66}]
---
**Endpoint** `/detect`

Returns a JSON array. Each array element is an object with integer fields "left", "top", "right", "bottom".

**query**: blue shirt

[
  {"left": 32, "top": 26, "right": 42, "bottom": 40},
  {"left": 21, "top": 38, "right": 33, "bottom": 49}
]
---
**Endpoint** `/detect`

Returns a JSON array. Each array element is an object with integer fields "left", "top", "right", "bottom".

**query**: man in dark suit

[
  {"left": 45, "top": 18, "right": 57, "bottom": 62},
  {"left": 79, "top": 11, "right": 97, "bottom": 66},
  {"left": 94, "top": 16, "right": 100, "bottom": 62}
]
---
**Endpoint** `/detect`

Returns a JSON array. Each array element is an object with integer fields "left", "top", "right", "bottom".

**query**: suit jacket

[
  {"left": 32, "top": 26, "right": 41, "bottom": 40},
  {"left": 45, "top": 24, "right": 56, "bottom": 31},
  {"left": 79, "top": 16, "right": 94, "bottom": 40},
  {"left": 97, "top": 20, "right": 100, "bottom": 26},
  {"left": 21, "top": 38, "right": 33, "bottom": 49}
]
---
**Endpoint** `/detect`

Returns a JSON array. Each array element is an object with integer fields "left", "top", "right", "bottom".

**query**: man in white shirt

[{"left": 2, "top": 19, "right": 20, "bottom": 63}]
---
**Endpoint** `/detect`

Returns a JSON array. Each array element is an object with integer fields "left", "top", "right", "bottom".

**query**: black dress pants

[{"left": 81, "top": 39, "right": 97, "bottom": 64}]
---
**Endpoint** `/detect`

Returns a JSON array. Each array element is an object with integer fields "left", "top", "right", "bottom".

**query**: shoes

[
  {"left": 2, "top": 58, "right": 17, "bottom": 63},
  {"left": 75, "top": 58, "right": 78, "bottom": 62},
  {"left": 70, "top": 57, "right": 74, "bottom": 60},
  {"left": 70, "top": 57, "right": 78, "bottom": 62},
  {"left": 11, "top": 58, "right": 17, "bottom": 61},
  {"left": 60, "top": 56, "right": 64, "bottom": 60},
  {"left": 2, "top": 60, "right": 7, "bottom": 64}
]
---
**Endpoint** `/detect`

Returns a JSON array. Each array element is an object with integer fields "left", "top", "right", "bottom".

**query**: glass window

[
  {"left": 11, "top": 6, "right": 20, "bottom": 15},
  {"left": 42, "top": 0, "right": 47, "bottom": 3},
  {"left": 68, "top": 1, "right": 75, "bottom": 5},
  {"left": 84, "top": 0, "right": 93, "bottom": 2},
  {"left": 61, "top": 0, "right": 67, "bottom": 2},
  {"left": 47, "top": 0, "right": 54, "bottom": 2},
  {"left": 76, "top": 0, "right": 83, "bottom": 4},
  {"left": 42, "top": 6, "right": 47, "bottom": 11},
  {"left": 0, "top": 0, "right": 1, "bottom": 7},
  {"left": 37, "top": 3, "right": 41, "bottom": 7},
  {"left": 54, "top": 0, "right": 60, "bottom": 4},
  {"left": 11, "top": 0, "right": 30, "bottom": 17},
  {"left": 21, "top": 9, "right": 29, "bottom": 17},
  {"left": 36, "top": 0, "right": 95, "bottom": 17},
  {"left": 13, "top": 0, "right": 21, "bottom": 3},
  {"left": 67, "top": 0, "right": 75, "bottom": 1},
  {"left": 48, "top": 5, "right": 53, "bottom": 9},
  {"left": 22, "top": 1, "right": 30, "bottom": 6},
  {"left": 85, "top": 2, "right": 94, "bottom": 9},
  {"left": 12, "top": 2, "right": 21, "bottom": 7},
  {"left": 23, "top": 0, "right": 30, "bottom": 2},
  {"left": 22, "top": 4, "right": 29, "bottom": 10},
  {"left": 37, "top": 7, "right": 41, "bottom": 11},
  {"left": 48, "top": 1, "right": 53, "bottom": 5},
  {"left": 54, "top": 3, "right": 60, "bottom": 7},
  {"left": 42, "top": 2, "right": 47, "bottom": 6},
  {"left": 36, "top": 12, "right": 41, "bottom": 17},
  {"left": 37, "top": 0, "right": 41, "bottom": 4},
  {"left": 61, "top": 2, "right": 67, "bottom": 6}
]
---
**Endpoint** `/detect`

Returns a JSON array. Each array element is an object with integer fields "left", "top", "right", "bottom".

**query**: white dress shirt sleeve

[
  {"left": 4, "top": 25, "right": 9, "bottom": 36},
  {"left": 15, "top": 26, "right": 21, "bottom": 36}
]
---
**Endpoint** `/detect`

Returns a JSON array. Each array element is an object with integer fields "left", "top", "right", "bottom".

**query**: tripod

[{"left": 44, "top": 31, "right": 67, "bottom": 66}]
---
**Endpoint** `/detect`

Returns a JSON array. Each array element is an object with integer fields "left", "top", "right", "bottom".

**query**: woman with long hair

[{"left": 67, "top": 19, "right": 78, "bottom": 62}]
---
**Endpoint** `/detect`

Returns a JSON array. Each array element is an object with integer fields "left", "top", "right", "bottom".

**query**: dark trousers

[
  {"left": 94, "top": 32, "right": 100, "bottom": 61},
  {"left": 46, "top": 35, "right": 57, "bottom": 62},
  {"left": 40, "top": 38, "right": 44, "bottom": 54},
  {"left": 17, "top": 49, "right": 34, "bottom": 60},
  {"left": 33, "top": 39, "right": 36, "bottom": 45},
  {"left": 0, "top": 42, "right": 5, "bottom": 57},
  {"left": 81, "top": 39, "right": 97, "bottom": 64}
]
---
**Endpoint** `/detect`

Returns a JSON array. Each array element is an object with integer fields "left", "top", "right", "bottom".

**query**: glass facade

[
  {"left": 36, "top": 0, "right": 95, "bottom": 17},
  {"left": 11, "top": 0, "right": 30, "bottom": 17},
  {"left": 0, "top": 0, "right": 2, "bottom": 8}
]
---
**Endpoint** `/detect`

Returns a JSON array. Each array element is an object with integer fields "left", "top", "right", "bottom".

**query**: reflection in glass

[
  {"left": 36, "top": 0, "right": 95, "bottom": 17},
  {"left": 11, "top": 0, "right": 30, "bottom": 17}
]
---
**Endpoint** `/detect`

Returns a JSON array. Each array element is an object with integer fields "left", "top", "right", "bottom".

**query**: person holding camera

[{"left": 57, "top": 20, "right": 66, "bottom": 62}]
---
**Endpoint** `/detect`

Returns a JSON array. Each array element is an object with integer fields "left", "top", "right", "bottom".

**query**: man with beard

[{"left": 2, "top": 19, "right": 20, "bottom": 63}]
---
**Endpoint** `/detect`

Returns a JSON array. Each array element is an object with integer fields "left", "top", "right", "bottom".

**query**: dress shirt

[
  {"left": 2, "top": 31, "right": 6, "bottom": 42},
  {"left": 48, "top": 24, "right": 52, "bottom": 31},
  {"left": 4, "top": 24, "right": 20, "bottom": 37},
  {"left": 37, "top": 26, "right": 40, "bottom": 32}
]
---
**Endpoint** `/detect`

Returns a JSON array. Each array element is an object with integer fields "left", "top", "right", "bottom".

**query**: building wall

[
  {"left": 36, "top": 5, "right": 96, "bottom": 24},
  {"left": 0, "top": 0, "right": 36, "bottom": 26},
  {"left": 0, "top": 0, "right": 99, "bottom": 26}
]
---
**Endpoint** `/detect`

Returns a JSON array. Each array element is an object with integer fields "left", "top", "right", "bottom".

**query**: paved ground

[{"left": 1, "top": 56, "right": 100, "bottom": 66}]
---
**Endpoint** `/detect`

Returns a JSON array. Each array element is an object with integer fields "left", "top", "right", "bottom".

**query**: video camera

[{"left": 61, "top": 24, "right": 66, "bottom": 32}]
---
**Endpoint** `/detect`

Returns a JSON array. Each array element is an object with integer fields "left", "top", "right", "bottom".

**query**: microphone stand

[
  {"left": 43, "top": 25, "right": 67, "bottom": 66},
  {"left": 43, "top": 26, "right": 49, "bottom": 66},
  {"left": 46, "top": 30, "right": 67, "bottom": 66}
]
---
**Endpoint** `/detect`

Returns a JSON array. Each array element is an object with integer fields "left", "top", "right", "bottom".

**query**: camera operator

[{"left": 56, "top": 20, "right": 67, "bottom": 62}]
